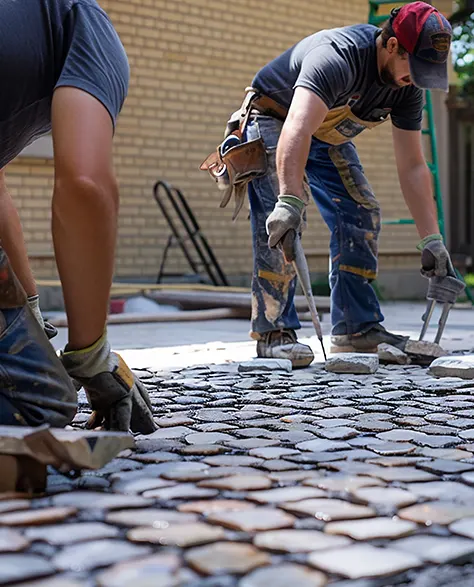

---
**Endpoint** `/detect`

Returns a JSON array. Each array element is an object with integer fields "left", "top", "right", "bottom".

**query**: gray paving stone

[
  {"left": 0, "top": 507, "right": 76, "bottom": 527},
  {"left": 429, "top": 355, "right": 474, "bottom": 380},
  {"left": 248, "top": 447, "right": 298, "bottom": 460},
  {"left": 316, "top": 427, "right": 358, "bottom": 440},
  {"left": 185, "top": 432, "right": 235, "bottom": 445},
  {"left": 418, "top": 448, "right": 472, "bottom": 461},
  {"left": 351, "top": 486, "right": 418, "bottom": 508},
  {"left": 280, "top": 498, "right": 375, "bottom": 521},
  {"left": 405, "top": 481, "right": 474, "bottom": 503},
  {"left": 366, "top": 467, "right": 438, "bottom": 483},
  {"left": 367, "top": 442, "right": 417, "bottom": 456},
  {"left": 238, "top": 359, "right": 292, "bottom": 373},
  {"left": 417, "top": 459, "right": 474, "bottom": 475},
  {"left": 204, "top": 455, "right": 264, "bottom": 467},
  {"left": 179, "top": 444, "right": 229, "bottom": 455},
  {"left": 128, "top": 522, "right": 226, "bottom": 547},
  {"left": 325, "top": 354, "right": 379, "bottom": 374},
  {"left": 178, "top": 500, "right": 257, "bottom": 514},
  {"left": 198, "top": 475, "right": 272, "bottom": 491},
  {"left": 13, "top": 576, "right": 84, "bottom": 587},
  {"left": 154, "top": 414, "right": 195, "bottom": 427},
  {"left": 308, "top": 544, "right": 422, "bottom": 579},
  {"left": 0, "top": 500, "right": 31, "bottom": 515},
  {"left": 0, "top": 554, "right": 54, "bottom": 585},
  {"left": 247, "top": 486, "right": 325, "bottom": 504},
  {"left": 450, "top": 517, "right": 474, "bottom": 539},
  {"left": 96, "top": 553, "right": 181, "bottom": 587},
  {"left": 284, "top": 452, "right": 345, "bottom": 464},
  {"left": 142, "top": 483, "right": 218, "bottom": 500},
  {"left": 25, "top": 522, "right": 119, "bottom": 545},
  {"left": 208, "top": 507, "right": 295, "bottom": 532},
  {"left": 185, "top": 542, "right": 270, "bottom": 575},
  {"left": 131, "top": 451, "right": 181, "bottom": 464},
  {"left": 239, "top": 564, "right": 328, "bottom": 587},
  {"left": 378, "top": 343, "right": 410, "bottom": 365},
  {"left": 296, "top": 439, "right": 350, "bottom": 452},
  {"left": 224, "top": 439, "right": 280, "bottom": 450},
  {"left": 51, "top": 492, "right": 153, "bottom": 510},
  {"left": 391, "top": 534, "right": 474, "bottom": 563},
  {"left": 0, "top": 529, "right": 29, "bottom": 553},
  {"left": 53, "top": 539, "right": 151, "bottom": 572},
  {"left": 398, "top": 502, "right": 474, "bottom": 525},
  {"left": 325, "top": 517, "right": 417, "bottom": 540},
  {"left": 106, "top": 508, "right": 198, "bottom": 527},
  {"left": 304, "top": 476, "right": 385, "bottom": 492},
  {"left": 144, "top": 426, "right": 194, "bottom": 439},
  {"left": 253, "top": 528, "right": 351, "bottom": 553}
]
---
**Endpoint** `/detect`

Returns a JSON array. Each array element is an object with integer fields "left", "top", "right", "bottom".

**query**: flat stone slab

[
  {"left": 207, "top": 507, "right": 295, "bottom": 532},
  {"left": 429, "top": 355, "right": 474, "bottom": 380},
  {"left": 0, "top": 529, "right": 29, "bottom": 553},
  {"left": 392, "top": 534, "right": 474, "bottom": 564},
  {"left": 96, "top": 553, "right": 181, "bottom": 587},
  {"left": 352, "top": 486, "right": 418, "bottom": 508},
  {"left": 247, "top": 486, "right": 325, "bottom": 504},
  {"left": 398, "top": 502, "right": 474, "bottom": 526},
  {"left": 450, "top": 517, "right": 474, "bottom": 540},
  {"left": 308, "top": 544, "right": 422, "bottom": 579},
  {"left": 240, "top": 564, "right": 328, "bottom": 587},
  {"left": 127, "top": 522, "right": 226, "bottom": 547},
  {"left": 106, "top": 508, "right": 198, "bottom": 527},
  {"left": 325, "top": 353, "right": 379, "bottom": 374},
  {"left": 404, "top": 340, "right": 445, "bottom": 360},
  {"left": 24, "top": 522, "right": 120, "bottom": 546},
  {"left": 306, "top": 476, "right": 385, "bottom": 492},
  {"left": 0, "top": 554, "right": 54, "bottom": 585},
  {"left": 378, "top": 343, "right": 410, "bottom": 365},
  {"left": 238, "top": 359, "right": 292, "bottom": 373},
  {"left": 198, "top": 475, "right": 272, "bottom": 491},
  {"left": 254, "top": 529, "right": 351, "bottom": 553},
  {"left": 0, "top": 507, "right": 76, "bottom": 527},
  {"left": 53, "top": 539, "right": 151, "bottom": 572},
  {"left": 325, "top": 517, "right": 418, "bottom": 540},
  {"left": 281, "top": 498, "right": 376, "bottom": 521},
  {"left": 185, "top": 542, "right": 270, "bottom": 575},
  {"left": 178, "top": 499, "right": 256, "bottom": 515}
]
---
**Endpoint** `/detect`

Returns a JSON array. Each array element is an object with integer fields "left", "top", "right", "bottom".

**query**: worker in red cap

[{"left": 208, "top": 1, "right": 454, "bottom": 367}]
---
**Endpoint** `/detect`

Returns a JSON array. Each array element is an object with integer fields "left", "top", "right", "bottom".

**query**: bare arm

[
  {"left": 0, "top": 168, "right": 37, "bottom": 297},
  {"left": 392, "top": 125, "right": 440, "bottom": 239},
  {"left": 277, "top": 87, "right": 329, "bottom": 202}
]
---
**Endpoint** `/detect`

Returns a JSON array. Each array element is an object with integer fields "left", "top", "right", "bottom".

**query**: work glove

[
  {"left": 266, "top": 195, "right": 306, "bottom": 258},
  {"left": 417, "top": 234, "right": 455, "bottom": 278},
  {"left": 27, "top": 294, "right": 58, "bottom": 340},
  {"left": 60, "top": 333, "right": 157, "bottom": 435}
]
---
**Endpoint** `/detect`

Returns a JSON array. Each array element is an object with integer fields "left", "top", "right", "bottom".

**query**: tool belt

[{"left": 200, "top": 87, "right": 291, "bottom": 221}]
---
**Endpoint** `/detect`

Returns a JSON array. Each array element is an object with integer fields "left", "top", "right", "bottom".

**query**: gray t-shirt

[
  {"left": 252, "top": 24, "right": 423, "bottom": 142},
  {"left": 0, "top": 0, "right": 126, "bottom": 169}
]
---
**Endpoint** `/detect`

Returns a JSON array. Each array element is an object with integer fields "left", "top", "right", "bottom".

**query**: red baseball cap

[{"left": 392, "top": 1, "right": 452, "bottom": 91}]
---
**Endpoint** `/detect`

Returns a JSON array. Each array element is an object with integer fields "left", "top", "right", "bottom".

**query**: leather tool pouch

[{"left": 200, "top": 88, "right": 268, "bottom": 221}]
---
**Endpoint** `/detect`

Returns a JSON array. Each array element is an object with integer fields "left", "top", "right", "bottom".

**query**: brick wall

[{"left": 8, "top": 0, "right": 450, "bottom": 285}]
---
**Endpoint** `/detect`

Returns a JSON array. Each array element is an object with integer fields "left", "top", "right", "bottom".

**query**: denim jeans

[
  {"left": 245, "top": 114, "right": 384, "bottom": 338},
  {"left": 0, "top": 306, "right": 77, "bottom": 427}
]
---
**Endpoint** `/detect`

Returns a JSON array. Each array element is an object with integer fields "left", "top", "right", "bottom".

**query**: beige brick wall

[{"left": 7, "top": 0, "right": 450, "bottom": 284}]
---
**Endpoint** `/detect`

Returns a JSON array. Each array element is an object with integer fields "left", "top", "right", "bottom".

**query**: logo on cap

[{"left": 430, "top": 32, "right": 450, "bottom": 53}]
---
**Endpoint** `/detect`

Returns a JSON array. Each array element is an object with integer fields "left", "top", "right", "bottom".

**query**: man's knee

[{"left": 54, "top": 173, "right": 119, "bottom": 209}]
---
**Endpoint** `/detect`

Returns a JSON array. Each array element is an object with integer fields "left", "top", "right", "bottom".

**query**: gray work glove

[
  {"left": 61, "top": 333, "right": 157, "bottom": 434},
  {"left": 266, "top": 195, "right": 306, "bottom": 253},
  {"left": 417, "top": 234, "right": 455, "bottom": 278}
]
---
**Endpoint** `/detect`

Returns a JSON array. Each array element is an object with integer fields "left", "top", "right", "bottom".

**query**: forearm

[
  {"left": 399, "top": 162, "right": 440, "bottom": 239},
  {"left": 276, "top": 122, "right": 312, "bottom": 203},
  {"left": 0, "top": 180, "right": 37, "bottom": 297}
]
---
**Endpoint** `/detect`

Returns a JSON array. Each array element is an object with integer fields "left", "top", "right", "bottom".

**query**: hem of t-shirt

[
  {"left": 391, "top": 117, "right": 422, "bottom": 132},
  {"left": 292, "top": 81, "right": 334, "bottom": 110},
  {"left": 54, "top": 78, "right": 118, "bottom": 130}
]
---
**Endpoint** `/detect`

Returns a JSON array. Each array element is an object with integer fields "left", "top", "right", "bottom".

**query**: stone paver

[{"left": 7, "top": 341, "right": 474, "bottom": 585}]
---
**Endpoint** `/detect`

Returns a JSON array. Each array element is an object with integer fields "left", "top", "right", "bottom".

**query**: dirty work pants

[
  {"left": 245, "top": 114, "right": 384, "bottom": 338},
  {"left": 0, "top": 304, "right": 77, "bottom": 428}
]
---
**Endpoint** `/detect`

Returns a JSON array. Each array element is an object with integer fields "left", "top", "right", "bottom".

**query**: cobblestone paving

[{"left": 3, "top": 360, "right": 474, "bottom": 586}]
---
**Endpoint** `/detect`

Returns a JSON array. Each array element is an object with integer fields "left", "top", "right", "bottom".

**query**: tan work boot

[
  {"left": 330, "top": 324, "right": 409, "bottom": 354},
  {"left": 257, "top": 328, "right": 314, "bottom": 368}
]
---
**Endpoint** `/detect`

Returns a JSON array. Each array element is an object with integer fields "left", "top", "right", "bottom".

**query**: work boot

[
  {"left": 257, "top": 328, "right": 314, "bottom": 368},
  {"left": 330, "top": 324, "right": 409, "bottom": 354}
]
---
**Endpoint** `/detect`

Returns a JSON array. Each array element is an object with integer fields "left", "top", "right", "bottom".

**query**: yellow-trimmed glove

[{"left": 61, "top": 333, "right": 157, "bottom": 434}]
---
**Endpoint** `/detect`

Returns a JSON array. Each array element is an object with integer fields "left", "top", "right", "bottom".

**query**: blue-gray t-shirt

[
  {"left": 0, "top": 0, "right": 128, "bottom": 169},
  {"left": 252, "top": 24, "right": 424, "bottom": 144}
]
